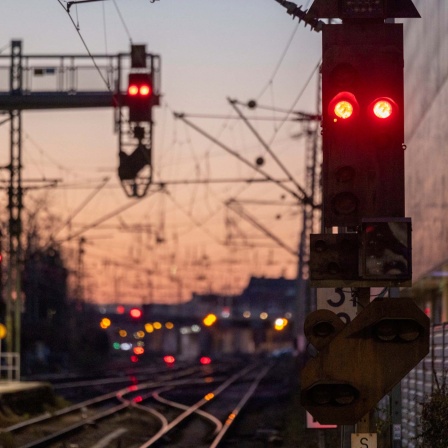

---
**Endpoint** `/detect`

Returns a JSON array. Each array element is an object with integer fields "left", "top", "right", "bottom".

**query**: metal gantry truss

[{"left": 0, "top": 40, "right": 160, "bottom": 354}]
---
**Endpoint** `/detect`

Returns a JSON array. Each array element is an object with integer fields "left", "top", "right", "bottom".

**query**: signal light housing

[
  {"left": 322, "top": 23, "right": 405, "bottom": 227},
  {"left": 127, "top": 73, "right": 153, "bottom": 122},
  {"left": 301, "top": 297, "right": 429, "bottom": 425},
  {"left": 310, "top": 218, "right": 412, "bottom": 288}
]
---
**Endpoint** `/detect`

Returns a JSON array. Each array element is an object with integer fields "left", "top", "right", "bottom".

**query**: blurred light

[
  {"left": 133, "top": 347, "right": 145, "bottom": 355},
  {"left": 243, "top": 311, "right": 251, "bottom": 318},
  {"left": 165, "top": 322, "right": 174, "bottom": 330},
  {"left": 139, "top": 85, "right": 151, "bottom": 96},
  {"left": 128, "top": 85, "right": 139, "bottom": 96},
  {"left": 200, "top": 356, "right": 212, "bottom": 365},
  {"left": 203, "top": 313, "right": 217, "bottom": 327},
  {"left": 130, "top": 355, "right": 139, "bottom": 363},
  {"left": 145, "top": 323, "right": 154, "bottom": 333},
  {"left": 133, "top": 396, "right": 143, "bottom": 403},
  {"left": 0, "top": 324, "right": 7, "bottom": 340},
  {"left": 134, "top": 331, "right": 145, "bottom": 339},
  {"left": 153, "top": 322, "right": 162, "bottom": 330},
  {"left": 130, "top": 308, "right": 142, "bottom": 319},
  {"left": 100, "top": 317, "right": 111, "bottom": 329},
  {"left": 121, "top": 343, "right": 133, "bottom": 351},
  {"left": 260, "top": 312, "right": 268, "bottom": 320},
  {"left": 204, "top": 393, "right": 215, "bottom": 401},
  {"left": 119, "top": 329, "right": 127, "bottom": 337},
  {"left": 116, "top": 305, "right": 125, "bottom": 314},
  {"left": 274, "top": 318, "right": 288, "bottom": 331},
  {"left": 113, "top": 342, "right": 120, "bottom": 350},
  {"left": 221, "top": 307, "right": 230, "bottom": 318},
  {"left": 226, "top": 413, "right": 236, "bottom": 425},
  {"left": 164, "top": 355, "right": 175, "bottom": 365},
  {"left": 192, "top": 325, "right": 201, "bottom": 333}
]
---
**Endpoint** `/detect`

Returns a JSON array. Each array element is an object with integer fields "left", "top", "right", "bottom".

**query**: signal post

[{"left": 301, "top": 0, "right": 426, "bottom": 446}]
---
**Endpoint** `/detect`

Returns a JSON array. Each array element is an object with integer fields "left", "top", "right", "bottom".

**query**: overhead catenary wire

[
  {"left": 57, "top": 0, "right": 112, "bottom": 91},
  {"left": 56, "top": 185, "right": 163, "bottom": 244},
  {"left": 173, "top": 112, "right": 309, "bottom": 205},
  {"left": 256, "top": 21, "right": 301, "bottom": 101},
  {"left": 49, "top": 176, "right": 111, "bottom": 243},
  {"left": 268, "top": 59, "right": 321, "bottom": 146},
  {"left": 228, "top": 97, "right": 311, "bottom": 205}
]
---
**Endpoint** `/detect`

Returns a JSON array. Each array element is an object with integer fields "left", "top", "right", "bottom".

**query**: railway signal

[
  {"left": 301, "top": 297, "right": 429, "bottom": 425},
  {"left": 127, "top": 73, "right": 153, "bottom": 123},
  {"left": 321, "top": 22, "right": 406, "bottom": 227},
  {"left": 310, "top": 218, "right": 412, "bottom": 287}
]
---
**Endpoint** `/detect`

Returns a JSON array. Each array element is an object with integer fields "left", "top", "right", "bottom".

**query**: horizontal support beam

[{"left": 0, "top": 91, "right": 123, "bottom": 111}]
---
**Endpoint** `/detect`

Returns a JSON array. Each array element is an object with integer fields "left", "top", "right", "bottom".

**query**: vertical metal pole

[
  {"left": 355, "top": 288, "right": 372, "bottom": 437},
  {"left": 6, "top": 40, "right": 23, "bottom": 360},
  {"left": 296, "top": 70, "right": 321, "bottom": 357},
  {"left": 389, "top": 287, "right": 402, "bottom": 448}
]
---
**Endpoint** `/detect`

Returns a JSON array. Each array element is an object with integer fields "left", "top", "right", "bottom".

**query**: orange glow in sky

[{"left": 0, "top": 0, "right": 322, "bottom": 305}]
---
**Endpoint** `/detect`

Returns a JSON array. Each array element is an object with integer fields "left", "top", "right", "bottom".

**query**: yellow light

[
  {"left": 334, "top": 100, "right": 354, "bottom": 119},
  {"left": 204, "top": 393, "right": 215, "bottom": 401},
  {"left": 260, "top": 312, "right": 268, "bottom": 320},
  {"left": 373, "top": 99, "right": 393, "bottom": 119},
  {"left": 134, "top": 331, "right": 145, "bottom": 339},
  {"left": 153, "top": 322, "right": 162, "bottom": 330},
  {"left": 165, "top": 322, "right": 174, "bottom": 330},
  {"left": 100, "top": 318, "right": 111, "bottom": 329},
  {"left": 203, "top": 314, "right": 217, "bottom": 327},
  {"left": 0, "top": 324, "right": 7, "bottom": 340},
  {"left": 119, "top": 329, "right": 127, "bottom": 337},
  {"left": 145, "top": 323, "right": 154, "bottom": 333},
  {"left": 274, "top": 318, "right": 288, "bottom": 331},
  {"left": 226, "top": 413, "right": 236, "bottom": 425}
]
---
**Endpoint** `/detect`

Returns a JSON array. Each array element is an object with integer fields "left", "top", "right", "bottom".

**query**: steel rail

[
  {"left": 137, "top": 362, "right": 262, "bottom": 448},
  {"left": 209, "top": 362, "right": 274, "bottom": 447}
]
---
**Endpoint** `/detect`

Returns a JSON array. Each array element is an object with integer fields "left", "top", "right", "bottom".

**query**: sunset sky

[{"left": 0, "top": 0, "right": 322, "bottom": 304}]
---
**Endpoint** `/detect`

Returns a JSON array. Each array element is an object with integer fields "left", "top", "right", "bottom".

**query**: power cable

[
  {"left": 112, "top": 0, "right": 133, "bottom": 44},
  {"left": 50, "top": 176, "right": 111, "bottom": 242},
  {"left": 56, "top": 186, "right": 162, "bottom": 244},
  {"left": 268, "top": 59, "right": 321, "bottom": 146},
  {"left": 228, "top": 98, "right": 311, "bottom": 205},
  {"left": 256, "top": 21, "right": 301, "bottom": 100},
  {"left": 57, "top": 0, "right": 112, "bottom": 91}
]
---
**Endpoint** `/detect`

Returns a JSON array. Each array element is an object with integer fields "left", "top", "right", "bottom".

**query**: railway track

[{"left": 1, "top": 358, "right": 280, "bottom": 448}]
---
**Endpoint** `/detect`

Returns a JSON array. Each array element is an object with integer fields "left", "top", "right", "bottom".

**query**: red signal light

[
  {"left": 328, "top": 92, "right": 359, "bottom": 122},
  {"left": 334, "top": 100, "right": 354, "bottom": 119},
  {"left": 127, "top": 73, "right": 153, "bottom": 122},
  {"left": 163, "top": 355, "right": 175, "bottom": 365},
  {"left": 139, "top": 85, "right": 151, "bottom": 96},
  {"left": 200, "top": 356, "right": 212, "bottom": 365},
  {"left": 128, "top": 84, "right": 152, "bottom": 96},
  {"left": 130, "top": 308, "right": 142, "bottom": 319},
  {"left": 371, "top": 97, "right": 395, "bottom": 119},
  {"left": 128, "top": 84, "right": 139, "bottom": 96}
]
